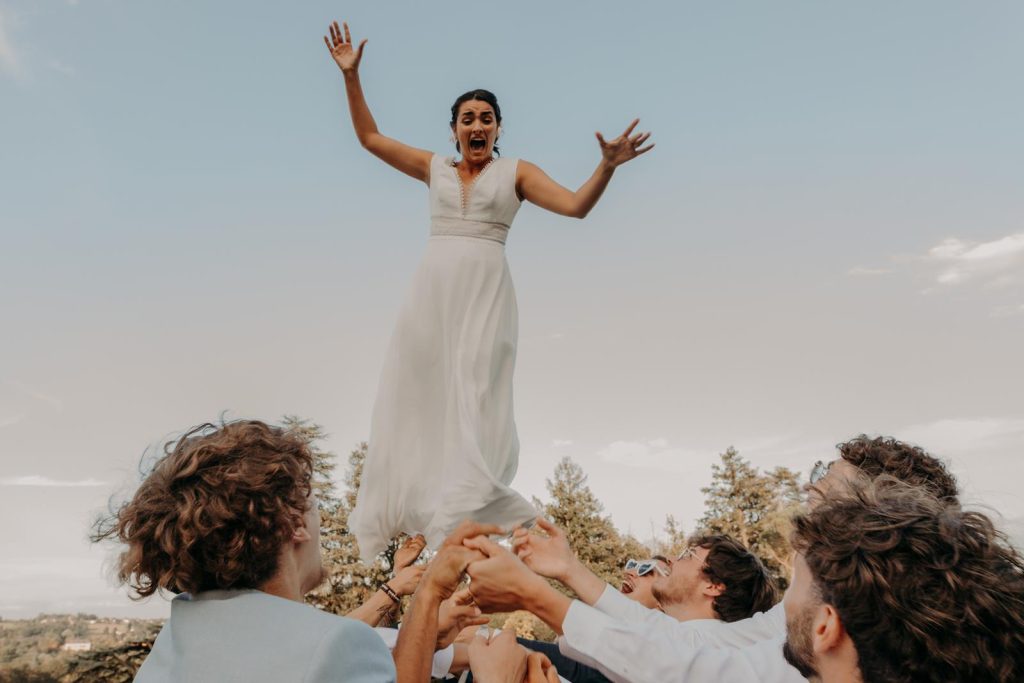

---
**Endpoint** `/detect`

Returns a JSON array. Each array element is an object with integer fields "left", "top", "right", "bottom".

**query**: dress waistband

[{"left": 430, "top": 216, "right": 509, "bottom": 245}]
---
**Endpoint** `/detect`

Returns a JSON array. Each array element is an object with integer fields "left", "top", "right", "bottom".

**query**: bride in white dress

[{"left": 325, "top": 21, "right": 654, "bottom": 560}]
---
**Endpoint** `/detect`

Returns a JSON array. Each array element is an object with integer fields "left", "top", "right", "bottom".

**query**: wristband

[{"left": 380, "top": 582, "right": 401, "bottom": 604}]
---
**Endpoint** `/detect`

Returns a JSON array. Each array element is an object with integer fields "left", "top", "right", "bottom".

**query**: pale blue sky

[{"left": 2, "top": 0, "right": 1023, "bottom": 618}]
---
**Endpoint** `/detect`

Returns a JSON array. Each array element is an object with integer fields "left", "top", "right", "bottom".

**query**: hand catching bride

[
  {"left": 324, "top": 20, "right": 367, "bottom": 73},
  {"left": 596, "top": 118, "right": 654, "bottom": 167}
]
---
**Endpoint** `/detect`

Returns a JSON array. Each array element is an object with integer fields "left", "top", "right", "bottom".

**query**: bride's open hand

[
  {"left": 324, "top": 21, "right": 366, "bottom": 73},
  {"left": 596, "top": 119, "right": 654, "bottom": 167}
]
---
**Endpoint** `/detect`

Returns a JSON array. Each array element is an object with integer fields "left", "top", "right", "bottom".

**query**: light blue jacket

[{"left": 136, "top": 590, "right": 396, "bottom": 683}]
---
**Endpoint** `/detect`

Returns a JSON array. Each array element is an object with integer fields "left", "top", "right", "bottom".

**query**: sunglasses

[
  {"left": 810, "top": 460, "right": 834, "bottom": 485},
  {"left": 624, "top": 558, "right": 669, "bottom": 577}
]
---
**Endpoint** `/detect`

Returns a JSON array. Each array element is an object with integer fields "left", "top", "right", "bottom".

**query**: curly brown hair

[
  {"left": 92, "top": 420, "right": 314, "bottom": 598},
  {"left": 838, "top": 435, "right": 958, "bottom": 502},
  {"left": 790, "top": 479, "right": 1024, "bottom": 682},
  {"left": 690, "top": 534, "right": 780, "bottom": 622}
]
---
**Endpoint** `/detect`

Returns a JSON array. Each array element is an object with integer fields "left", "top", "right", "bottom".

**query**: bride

[{"left": 325, "top": 21, "right": 654, "bottom": 560}]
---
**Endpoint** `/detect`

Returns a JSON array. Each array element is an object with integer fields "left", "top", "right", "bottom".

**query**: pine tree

[
  {"left": 281, "top": 418, "right": 403, "bottom": 616},
  {"left": 540, "top": 457, "right": 633, "bottom": 587},
  {"left": 656, "top": 514, "right": 690, "bottom": 558},
  {"left": 696, "top": 447, "right": 802, "bottom": 585}
]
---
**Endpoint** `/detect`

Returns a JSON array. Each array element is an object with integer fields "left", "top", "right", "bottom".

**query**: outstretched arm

[
  {"left": 512, "top": 517, "right": 608, "bottom": 605},
  {"left": 324, "top": 21, "right": 432, "bottom": 183},
  {"left": 517, "top": 119, "right": 653, "bottom": 219}
]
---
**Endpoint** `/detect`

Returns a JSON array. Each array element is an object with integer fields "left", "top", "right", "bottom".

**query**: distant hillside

[{"left": 0, "top": 614, "right": 161, "bottom": 681}]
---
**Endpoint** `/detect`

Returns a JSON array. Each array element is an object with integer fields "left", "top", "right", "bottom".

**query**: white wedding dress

[{"left": 350, "top": 154, "right": 537, "bottom": 561}]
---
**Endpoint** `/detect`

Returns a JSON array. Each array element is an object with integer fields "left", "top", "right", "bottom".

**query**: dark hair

[
  {"left": 791, "top": 478, "right": 1024, "bottom": 682},
  {"left": 690, "top": 534, "right": 780, "bottom": 622},
  {"left": 92, "top": 420, "right": 314, "bottom": 598},
  {"left": 450, "top": 89, "right": 502, "bottom": 156},
  {"left": 838, "top": 435, "right": 959, "bottom": 503}
]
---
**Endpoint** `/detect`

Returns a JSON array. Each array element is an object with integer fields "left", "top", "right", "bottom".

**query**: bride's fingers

[
  {"left": 334, "top": 21, "right": 343, "bottom": 43},
  {"left": 357, "top": 38, "right": 368, "bottom": 59},
  {"left": 634, "top": 132, "right": 651, "bottom": 146},
  {"left": 635, "top": 143, "right": 655, "bottom": 155},
  {"left": 595, "top": 131, "right": 607, "bottom": 146},
  {"left": 621, "top": 118, "right": 640, "bottom": 138},
  {"left": 343, "top": 21, "right": 352, "bottom": 44}
]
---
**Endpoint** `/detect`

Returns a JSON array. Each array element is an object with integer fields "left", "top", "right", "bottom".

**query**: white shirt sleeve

[
  {"left": 558, "top": 599, "right": 805, "bottom": 683},
  {"left": 374, "top": 626, "right": 456, "bottom": 679},
  {"left": 592, "top": 585, "right": 786, "bottom": 649}
]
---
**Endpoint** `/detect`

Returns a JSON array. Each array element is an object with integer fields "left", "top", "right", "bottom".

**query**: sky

[{"left": 2, "top": 0, "right": 1023, "bottom": 619}]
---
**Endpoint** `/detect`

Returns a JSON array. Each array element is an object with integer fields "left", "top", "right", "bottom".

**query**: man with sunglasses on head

[
  {"left": 620, "top": 556, "right": 669, "bottom": 609},
  {"left": 503, "top": 529, "right": 776, "bottom": 683},
  {"left": 464, "top": 435, "right": 960, "bottom": 683}
]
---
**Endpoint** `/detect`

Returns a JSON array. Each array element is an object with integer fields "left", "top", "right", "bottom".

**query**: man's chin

[{"left": 782, "top": 639, "right": 819, "bottom": 680}]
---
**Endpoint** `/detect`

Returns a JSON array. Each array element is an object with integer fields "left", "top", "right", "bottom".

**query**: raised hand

[
  {"left": 511, "top": 518, "right": 577, "bottom": 582},
  {"left": 323, "top": 21, "right": 367, "bottom": 73},
  {"left": 464, "top": 535, "right": 546, "bottom": 613},
  {"left": 468, "top": 630, "right": 529, "bottom": 683},
  {"left": 437, "top": 588, "right": 489, "bottom": 650},
  {"left": 389, "top": 563, "right": 426, "bottom": 597},
  {"left": 596, "top": 119, "right": 654, "bottom": 167},
  {"left": 394, "top": 534, "right": 427, "bottom": 571},
  {"left": 526, "top": 652, "right": 561, "bottom": 683}
]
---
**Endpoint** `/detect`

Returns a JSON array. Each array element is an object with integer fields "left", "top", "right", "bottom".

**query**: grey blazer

[{"left": 135, "top": 590, "right": 396, "bottom": 683}]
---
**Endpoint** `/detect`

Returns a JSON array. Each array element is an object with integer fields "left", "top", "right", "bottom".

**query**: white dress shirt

[
  {"left": 374, "top": 626, "right": 454, "bottom": 679},
  {"left": 556, "top": 585, "right": 805, "bottom": 683}
]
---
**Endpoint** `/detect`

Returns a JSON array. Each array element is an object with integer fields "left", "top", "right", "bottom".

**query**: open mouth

[
  {"left": 621, "top": 579, "right": 634, "bottom": 594},
  {"left": 468, "top": 138, "right": 486, "bottom": 152}
]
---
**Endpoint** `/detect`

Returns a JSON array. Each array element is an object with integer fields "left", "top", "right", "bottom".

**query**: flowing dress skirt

[{"left": 350, "top": 235, "right": 536, "bottom": 561}]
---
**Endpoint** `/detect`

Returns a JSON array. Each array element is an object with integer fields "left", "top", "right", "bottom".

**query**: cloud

[
  {"left": 48, "top": 59, "right": 75, "bottom": 77},
  {"left": 896, "top": 417, "right": 1024, "bottom": 459},
  {"left": 0, "top": 475, "right": 107, "bottom": 487},
  {"left": 552, "top": 439, "right": 573, "bottom": 447},
  {"left": 4, "top": 379, "right": 64, "bottom": 413},
  {"left": 924, "top": 233, "right": 1024, "bottom": 288},
  {"left": 991, "top": 303, "right": 1024, "bottom": 318},
  {"left": 847, "top": 266, "right": 890, "bottom": 277},
  {"left": 0, "top": 414, "right": 25, "bottom": 429},
  {"left": 0, "top": 8, "right": 23, "bottom": 78},
  {"left": 598, "top": 438, "right": 705, "bottom": 471}
]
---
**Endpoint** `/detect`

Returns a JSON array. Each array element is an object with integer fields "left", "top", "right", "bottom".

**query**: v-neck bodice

[{"left": 428, "top": 154, "right": 521, "bottom": 244}]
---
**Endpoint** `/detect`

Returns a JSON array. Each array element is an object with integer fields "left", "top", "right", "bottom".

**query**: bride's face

[{"left": 453, "top": 100, "right": 499, "bottom": 163}]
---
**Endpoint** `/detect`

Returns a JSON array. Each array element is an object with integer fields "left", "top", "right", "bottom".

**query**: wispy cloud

[
  {"left": 4, "top": 379, "right": 64, "bottom": 413},
  {"left": 0, "top": 414, "right": 26, "bottom": 429},
  {"left": 924, "top": 233, "right": 1024, "bottom": 287},
  {"left": 991, "top": 303, "right": 1024, "bottom": 318},
  {"left": 0, "top": 8, "right": 22, "bottom": 77},
  {"left": 847, "top": 266, "right": 890, "bottom": 277},
  {"left": 0, "top": 475, "right": 107, "bottom": 487},
  {"left": 598, "top": 438, "right": 705, "bottom": 471},
  {"left": 48, "top": 58, "right": 75, "bottom": 77},
  {"left": 896, "top": 417, "right": 1024, "bottom": 459}
]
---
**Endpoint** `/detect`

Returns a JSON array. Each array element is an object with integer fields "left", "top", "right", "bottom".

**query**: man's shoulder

[{"left": 139, "top": 592, "right": 394, "bottom": 683}]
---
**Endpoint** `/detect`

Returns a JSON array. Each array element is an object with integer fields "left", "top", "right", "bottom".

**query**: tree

[
  {"left": 655, "top": 514, "right": 690, "bottom": 558},
  {"left": 696, "top": 447, "right": 803, "bottom": 585},
  {"left": 538, "top": 457, "right": 639, "bottom": 587},
  {"left": 281, "top": 417, "right": 404, "bottom": 618}
]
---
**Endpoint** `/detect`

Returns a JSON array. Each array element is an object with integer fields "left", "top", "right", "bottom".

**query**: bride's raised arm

[
  {"left": 324, "top": 21, "right": 433, "bottom": 183},
  {"left": 516, "top": 119, "right": 653, "bottom": 219}
]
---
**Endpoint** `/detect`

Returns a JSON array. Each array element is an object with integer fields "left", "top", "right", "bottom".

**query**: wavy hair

[
  {"left": 92, "top": 420, "right": 313, "bottom": 598},
  {"left": 838, "top": 435, "right": 959, "bottom": 502},
  {"left": 691, "top": 534, "right": 780, "bottom": 622},
  {"left": 791, "top": 478, "right": 1024, "bottom": 682}
]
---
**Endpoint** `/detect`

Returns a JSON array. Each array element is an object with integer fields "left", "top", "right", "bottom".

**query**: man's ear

[
  {"left": 703, "top": 581, "right": 725, "bottom": 598},
  {"left": 812, "top": 603, "right": 846, "bottom": 655},
  {"left": 291, "top": 524, "right": 312, "bottom": 543}
]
